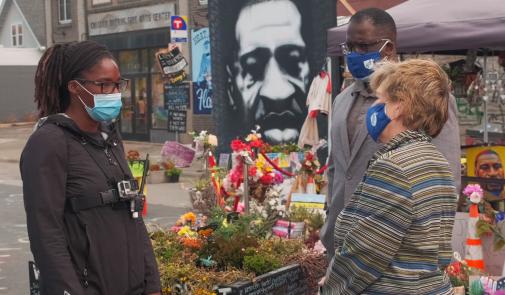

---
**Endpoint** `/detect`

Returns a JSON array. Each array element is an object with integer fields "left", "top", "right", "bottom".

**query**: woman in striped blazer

[{"left": 322, "top": 59, "right": 457, "bottom": 295}]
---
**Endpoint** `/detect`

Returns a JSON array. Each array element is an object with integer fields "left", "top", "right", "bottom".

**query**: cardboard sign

[
  {"left": 218, "top": 153, "right": 230, "bottom": 168},
  {"left": 161, "top": 141, "right": 195, "bottom": 168},
  {"left": 155, "top": 46, "right": 188, "bottom": 83}
]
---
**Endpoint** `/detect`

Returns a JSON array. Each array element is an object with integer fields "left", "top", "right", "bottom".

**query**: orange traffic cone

[{"left": 465, "top": 203, "right": 484, "bottom": 270}]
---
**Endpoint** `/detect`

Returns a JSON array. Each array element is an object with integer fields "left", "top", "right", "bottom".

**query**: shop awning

[{"left": 327, "top": 0, "right": 505, "bottom": 56}]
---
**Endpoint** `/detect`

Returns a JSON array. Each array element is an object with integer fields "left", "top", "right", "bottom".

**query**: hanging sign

[
  {"left": 170, "top": 15, "right": 189, "bottom": 43},
  {"left": 156, "top": 46, "right": 188, "bottom": 84}
]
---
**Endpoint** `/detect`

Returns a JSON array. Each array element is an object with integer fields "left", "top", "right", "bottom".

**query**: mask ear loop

[
  {"left": 74, "top": 81, "right": 94, "bottom": 109},
  {"left": 379, "top": 40, "right": 392, "bottom": 62}
]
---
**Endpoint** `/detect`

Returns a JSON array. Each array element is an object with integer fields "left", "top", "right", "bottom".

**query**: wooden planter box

[
  {"left": 147, "top": 170, "right": 167, "bottom": 184},
  {"left": 216, "top": 264, "right": 308, "bottom": 295}
]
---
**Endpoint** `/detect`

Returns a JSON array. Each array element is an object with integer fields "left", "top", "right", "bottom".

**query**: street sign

[{"left": 170, "top": 15, "right": 188, "bottom": 43}]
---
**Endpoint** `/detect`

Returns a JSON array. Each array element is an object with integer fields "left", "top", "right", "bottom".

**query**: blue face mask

[
  {"left": 345, "top": 41, "right": 389, "bottom": 80},
  {"left": 366, "top": 103, "right": 391, "bottom": 142},
  {"left": 77, "top": 83, "right": 122, "bottom": 122}
]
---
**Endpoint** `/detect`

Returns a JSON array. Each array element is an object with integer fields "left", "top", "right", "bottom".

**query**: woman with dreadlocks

[{"left": 20, "top": 41, "right": 161, "bottom": 295}]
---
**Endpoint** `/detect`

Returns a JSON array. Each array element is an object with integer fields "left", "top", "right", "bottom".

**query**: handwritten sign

[
  {"left": 218, "top": 153, "right": 230, "bottom": 168},
  {"left": 165, "top": 83, "right": 190, "bottom": 111},
  {"left": 161, "top": 141, "right": 195, "bottom": 167},
  {"left": 216, "top": 264, "right": 307, "bottom": 295},
  {"left": 168, "top": 110, "right": 187, "bottom": 133},
  {"left": 156, "top": 46, "right": 188, "bottom": 82}
]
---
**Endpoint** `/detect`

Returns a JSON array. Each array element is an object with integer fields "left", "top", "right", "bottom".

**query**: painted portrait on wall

[
  {"left": 209, "top": 0, "right": 335, "bottom": 147},
  {"left": 467, "top": 146, "right": 505, "bottom": 199}
]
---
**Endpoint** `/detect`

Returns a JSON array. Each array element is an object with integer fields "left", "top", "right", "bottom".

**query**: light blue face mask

[{"left": 77, "top": 83, "right": 122, "bottom": 122}]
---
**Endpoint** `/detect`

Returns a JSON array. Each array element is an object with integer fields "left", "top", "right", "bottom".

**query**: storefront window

[
  {"left": 135, "top": 78, "right": 148, "bottom": 134},
  {"left": 121, "top": 80, "right": 133, "bottom": 133},
  {"left": 118, "top": 50, "right": 140, "bottom": 73},
  {"left": 151, "top": 73, "right": 168, "bottom": 129}
]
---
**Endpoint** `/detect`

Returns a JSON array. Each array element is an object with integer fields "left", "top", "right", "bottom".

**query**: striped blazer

[{"left": 322, "top": 130, "right": 457, "bottom": 295}]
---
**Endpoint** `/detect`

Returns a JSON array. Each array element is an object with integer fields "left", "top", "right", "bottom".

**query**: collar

[
  {"left": 371, "top": 130, "right": 432, "bottom": 163},
  {"left": 351, "top": 80, "right": 375, "bottom": 99}
]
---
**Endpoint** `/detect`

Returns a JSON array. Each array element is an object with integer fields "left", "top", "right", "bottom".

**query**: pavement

[
  {"left": 0, "top": 123, "right": 201, "bottom": 294},
  {"left": 0, "top": 122, "right": 202, "bottom": 211}
]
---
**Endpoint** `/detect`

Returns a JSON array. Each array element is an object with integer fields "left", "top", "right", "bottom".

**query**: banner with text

[{"left": 192, "top": 28, "right": 212, "bottom": 114}]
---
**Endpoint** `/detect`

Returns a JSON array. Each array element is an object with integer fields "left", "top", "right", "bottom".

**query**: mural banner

[
  {"left": 209, "top": 0, "right": 335, "bottom": 147},
  {"left": 192, "top": 28, "right": 213, "bottom": 114}
]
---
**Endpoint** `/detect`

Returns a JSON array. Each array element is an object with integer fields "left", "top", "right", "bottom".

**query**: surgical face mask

[
  {"left": 77, "top": 82, "right": 122, "bottom": 122},
  {"left": 366, "top": 103, "right": 391, "bottom": 142},
  {"left": 345, "top": 41, "right": 390, "bottom": 80}
]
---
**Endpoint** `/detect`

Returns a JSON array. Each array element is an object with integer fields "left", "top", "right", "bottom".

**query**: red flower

[
  {"left": 259, "top": 173, "right": 274, "bottom": 185},
  {"left": 231, "top": 139, "right": 247, "bottom": 151},
  {"left": 249, "top": 139, "right": 264, "bottom": 148},
  {"left": 305, "top": 152, "right": 314, "bottom": 161},
  {"left": 248, "top": 166, "right": 258, "bottom": 177}
]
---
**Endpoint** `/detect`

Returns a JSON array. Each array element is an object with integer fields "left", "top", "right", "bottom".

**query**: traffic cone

[{"left": 465, "top": 203, "right": 484, "bottom": 270}]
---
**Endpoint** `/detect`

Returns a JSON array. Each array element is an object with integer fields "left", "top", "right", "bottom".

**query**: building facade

[
  {"left": 46, "top": 0, "right": 87, "bottom": 46},
  {"left": 0, "top": 0, "right": 46, "bottom": 122},
  {"left": 86, "top": 0, "right": 196, "bottom": 143}
]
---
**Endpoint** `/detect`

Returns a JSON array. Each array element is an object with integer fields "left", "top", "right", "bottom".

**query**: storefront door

[{"left": 120, "top": 76, "right": 149, "bottom": 141}]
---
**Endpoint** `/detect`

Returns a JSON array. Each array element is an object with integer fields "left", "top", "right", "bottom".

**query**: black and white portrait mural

[{"left": 209, "top": 0, "right": 336, "bottom": 147}]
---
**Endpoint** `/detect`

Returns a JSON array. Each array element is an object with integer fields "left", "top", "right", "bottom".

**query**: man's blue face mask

[{"left": 345, "top": 40, "right": 390, "bottom": 80}]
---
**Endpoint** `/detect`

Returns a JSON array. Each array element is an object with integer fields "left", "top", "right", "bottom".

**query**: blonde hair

[{"left": 370, "top": 59, "right": 451, "bottom": 137}]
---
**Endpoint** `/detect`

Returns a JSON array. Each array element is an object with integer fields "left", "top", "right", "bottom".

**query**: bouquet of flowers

[
  {"left": 222, "top": 128, "right": 284, "bottom": 203},
  {"left": 190, "top": 130, "right": 218, "bottom": 160}
]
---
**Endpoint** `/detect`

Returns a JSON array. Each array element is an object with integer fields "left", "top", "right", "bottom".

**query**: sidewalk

[{"left": 0, "top": 124, "right": 201, "bottom": 223}]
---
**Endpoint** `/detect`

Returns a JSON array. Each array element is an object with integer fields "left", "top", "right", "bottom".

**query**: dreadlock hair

[{"left": 34, "top": 40, "right": 114, "bottom": 118}]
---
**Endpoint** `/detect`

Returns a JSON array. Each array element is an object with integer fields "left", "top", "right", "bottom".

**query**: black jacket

[{"left": 20, "top": 114, "right": 161, "bottom": 295}]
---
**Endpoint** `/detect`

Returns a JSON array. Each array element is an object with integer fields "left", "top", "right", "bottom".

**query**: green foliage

[
  {"left": 243, "top": 253, "right": 281, "bottom": 275},
  {"left": 194, "top": 178, "right": 211, "bottom": 191},
  {"left": 166, "top": 167, "right": 182, "bottom": 177},
  {"left": 288, "top": 206, "right": 311, "bottom": 222},
  {"left": 265, "top": 143, "right": 305, "bottom": 154},
  {"left": 150, "top": 231, "right": 183, "bottom": 264},
  {"left": 307, "top": 211, "right": 325, "bottom": 231},
  {"left": 212, "top": 234, "right": 259, "bottom": 269}
]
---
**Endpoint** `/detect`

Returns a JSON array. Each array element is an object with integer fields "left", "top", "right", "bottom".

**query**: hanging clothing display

[{"left": 298, "top": 71, "right": 332, "bottom": 148}]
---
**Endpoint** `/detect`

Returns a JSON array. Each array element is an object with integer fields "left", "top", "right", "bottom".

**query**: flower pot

[
  {"left": 147, "top": 170, "right": 166, "bottom": 184},
  {"left": 168, "top": 174, "right": 180, "bottom": 183},
  {"left": 453, "top": 286, "right": 465, "bottom": 295}
]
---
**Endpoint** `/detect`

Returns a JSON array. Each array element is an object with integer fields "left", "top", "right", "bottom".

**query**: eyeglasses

[
  {"left": 76, "top": 78, "right": 130, "bottom": 94},
  {"left": 340, "top": 39, "right": 391, "bottom": 55}
]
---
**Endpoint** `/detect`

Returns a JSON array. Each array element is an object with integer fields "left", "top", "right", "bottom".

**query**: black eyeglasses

[
  {"left": 340, "top": 39, "right": 391, "bottom": 54},
  {"left": 76, "top": 78, "right": 130, "bottom": 94}
]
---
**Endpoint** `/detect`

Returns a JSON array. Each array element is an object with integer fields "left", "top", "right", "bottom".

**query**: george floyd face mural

[{"left": 210, "top": 0, "right": 335, "bottom": 147}]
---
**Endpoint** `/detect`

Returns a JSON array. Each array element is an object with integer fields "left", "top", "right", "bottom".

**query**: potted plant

[
  {"left": 166, "top": 167, "right": 182, "bottom": 183},
  {"left": 147, "top": 163, "right": 166, "bottom": 184}
]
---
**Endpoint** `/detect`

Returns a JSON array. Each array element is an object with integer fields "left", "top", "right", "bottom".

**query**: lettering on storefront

[{"left": 88, "top": 3, "right": 176, "bottom": 36}]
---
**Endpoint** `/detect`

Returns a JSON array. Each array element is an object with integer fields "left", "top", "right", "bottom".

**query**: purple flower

[{"left": 496, "top": 212, "right": 505, "bottom": 223}]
